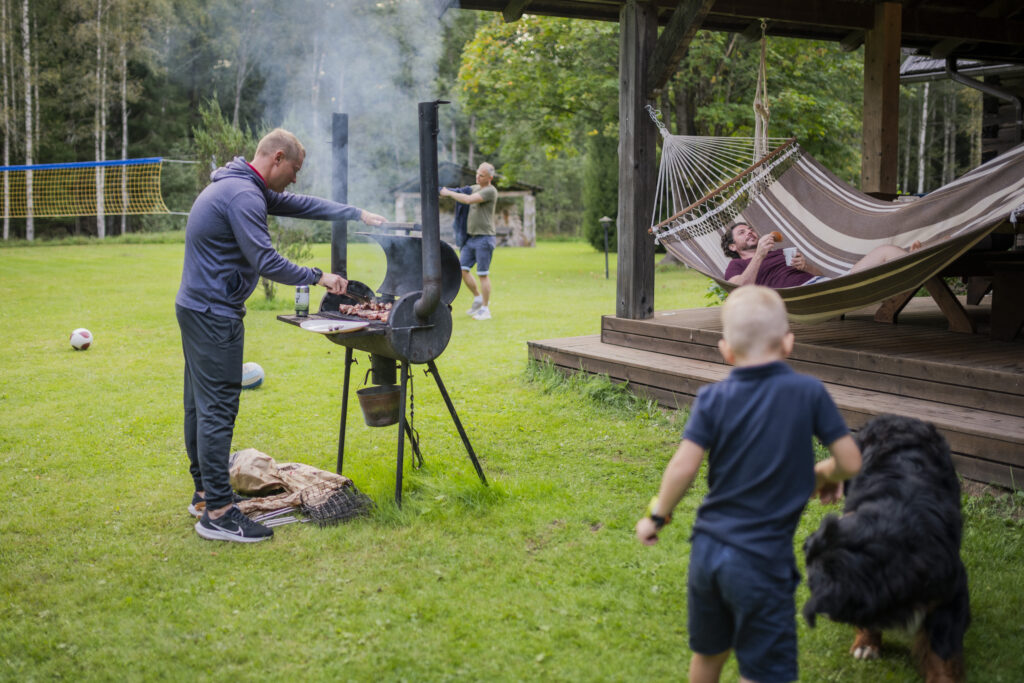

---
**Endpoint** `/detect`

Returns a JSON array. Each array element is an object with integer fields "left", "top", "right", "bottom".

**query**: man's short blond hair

[
  {"left": 721, "top": 285, "right": 790, "bottom": 358},
  {"left": 477, "top": 162, "right": 495, "bottom": 177},
  {"left": 256, "top": 128, "right": 305, "bottom": 161}
]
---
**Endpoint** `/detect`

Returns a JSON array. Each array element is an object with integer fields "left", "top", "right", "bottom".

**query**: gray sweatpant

[{"left": 176, "top": 304, "right": 244, "bottom": 510}]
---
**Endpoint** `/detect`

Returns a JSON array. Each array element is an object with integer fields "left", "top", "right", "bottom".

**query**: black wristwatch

[
  {"left": 647, "top": 496, "right": 671, "bottom": 530},
  {"left": 310, "top": 267, "right": 323, "bottom": 285}
]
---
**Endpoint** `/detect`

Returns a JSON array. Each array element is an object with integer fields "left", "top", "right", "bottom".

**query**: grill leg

[
  {"left": 427, "top": 360, "right": 487, "bottom": 486},
  {"left": 395, "top": 361, "right": 410, "bottom": 506},
  {"left": 337, "top": 347, "right": 354, "bottom": 474},
  {"left": 404, "top": 420, "right": 424, "bottom": 468}
]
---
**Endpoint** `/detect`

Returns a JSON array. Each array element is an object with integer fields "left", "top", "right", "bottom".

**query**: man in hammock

[{"left": 721, "top": 222, "right": 920, "bottom": 288}]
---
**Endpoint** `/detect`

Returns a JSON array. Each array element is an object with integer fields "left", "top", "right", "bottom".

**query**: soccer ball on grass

[
  {"left": 70, "top": 328, "right": 93, "bottom": 351},
  {"left": 241, "top": 362, "right": 265, "bottom": 389}
]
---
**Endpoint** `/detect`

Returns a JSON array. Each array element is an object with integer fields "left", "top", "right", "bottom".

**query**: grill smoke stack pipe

[{"left": 414, "top": 100, "right": 447, "bottom": 321}]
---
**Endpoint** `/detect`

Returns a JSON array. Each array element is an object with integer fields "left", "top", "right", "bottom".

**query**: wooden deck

[{"left": 528, "top": 299, "right": 1024, "bottom": 490}]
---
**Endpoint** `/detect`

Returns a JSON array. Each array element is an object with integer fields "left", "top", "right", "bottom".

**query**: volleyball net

[{"left": 0, "top": 158, "right": 174, "bottom": 218}]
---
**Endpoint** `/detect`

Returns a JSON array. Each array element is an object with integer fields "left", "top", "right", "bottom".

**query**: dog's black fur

[{"left": 802, "top": 414, "right": 970, "bottom": 676}]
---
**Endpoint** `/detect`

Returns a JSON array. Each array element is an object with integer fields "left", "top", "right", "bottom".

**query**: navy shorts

[
  {"left": 687, "top": 533, "right": 801, "bottom": 683},
  {"left": 460, "top": 235, "right": 496, "bottom": 275}
]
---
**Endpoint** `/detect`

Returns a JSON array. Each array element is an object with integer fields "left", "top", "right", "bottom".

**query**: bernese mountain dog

[{"left": 802, "top": 414, "right": 970, "bottom": 682}]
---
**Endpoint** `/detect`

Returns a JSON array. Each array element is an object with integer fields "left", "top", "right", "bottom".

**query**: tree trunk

[
  {"left": 2, "top": 0, "right": 9, "bottom": 240},
  {"left": 941, "top": 86, "right": 953, "bottom": 185},
  {"left": 232, "top": 0, "right": 257, "bottom": 128},
  {"left": 21, "top": 0, "right": 31, "bottom": 241},
  {"left": 660, "top": 87, "right": 672, "bottom": 134},
  {"left": 467, "top": 114, "right": 475, "bottom": 169},
  {"left": 900, "top": 101, "right": 911, "bottom": 194},
  {"left": 95, "top": 0, "right": 106, "bottom": 238},
  {"left": 31, "top": 13, "right": 35, "bottom": 154},
  {"left": 120, "top": 38, "right": 127, "bottom": 235},
  {"left": 946, "top": 87, "right": 957, "bottom": 184},
  {"left": 916, "top": 81, "right": 929, "bottom": 195}
]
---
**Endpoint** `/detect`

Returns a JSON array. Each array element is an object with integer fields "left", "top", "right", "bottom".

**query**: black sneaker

[
  {"left": 188, "top": 491, "right": 251, "bottom": 518},
  {"left": 195, "top": 505, "right": 273, "bottom": 543}
]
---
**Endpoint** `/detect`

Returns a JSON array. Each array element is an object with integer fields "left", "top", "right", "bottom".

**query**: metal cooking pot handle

[{"left": 362, "top": 368, "right": 373, "bottom": 386}]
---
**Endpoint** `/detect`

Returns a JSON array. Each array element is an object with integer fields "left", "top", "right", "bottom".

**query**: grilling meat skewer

[{"left": 338, "top": 301, "right": 392, "bottom": 322}]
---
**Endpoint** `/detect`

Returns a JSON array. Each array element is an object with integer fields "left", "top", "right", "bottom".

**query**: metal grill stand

[
  {"left": 337, "top": 348, "right": 486, "bottom": 505},
  {"left": 282, "top": 100, "right": 486, "bottom": 506}
]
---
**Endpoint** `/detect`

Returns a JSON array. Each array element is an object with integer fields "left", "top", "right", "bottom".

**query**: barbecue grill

[{"left": 278, "top": 101, "right": 486, "bottom": 505}]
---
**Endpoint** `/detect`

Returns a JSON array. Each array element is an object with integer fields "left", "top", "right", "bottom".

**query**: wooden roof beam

[
  {"left": 840, "top": 30, "right": 865, "bottom": 52},
  {"left": 929, "top": 0, "right": 1018, "bottom": 59},
  {"left": 503, "top": 0, "right": 531, "bottom": 22},
  {"left": 646, "top": 0, "right": 716, "bottom": 97}
]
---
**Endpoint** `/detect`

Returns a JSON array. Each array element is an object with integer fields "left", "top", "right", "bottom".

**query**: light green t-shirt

[{"left": 467, "top": 183, "right": 498, "bottom": 236}]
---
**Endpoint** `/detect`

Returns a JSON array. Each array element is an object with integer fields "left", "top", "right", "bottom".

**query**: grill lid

[{"left": 363, "top": 232, "right": 461, "bottom": 305}]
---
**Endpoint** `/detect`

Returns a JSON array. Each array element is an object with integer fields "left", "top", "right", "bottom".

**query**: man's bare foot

[{"left": 910, "top": 240, "right": 923, "bottom": 252}]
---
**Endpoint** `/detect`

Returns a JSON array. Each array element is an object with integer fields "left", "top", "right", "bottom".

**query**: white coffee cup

[{"left": 783, "top": 247, "right": 798, "bottom": 266}]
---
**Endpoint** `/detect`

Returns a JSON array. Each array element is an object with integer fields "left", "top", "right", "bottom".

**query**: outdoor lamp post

[{"left": 599, "top": 215, "right": 613, "bottom": 279}]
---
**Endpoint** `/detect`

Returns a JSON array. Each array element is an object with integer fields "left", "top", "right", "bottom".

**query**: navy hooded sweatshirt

[{"left": 176, "top": 157, "right": 362, "bottom": 319}]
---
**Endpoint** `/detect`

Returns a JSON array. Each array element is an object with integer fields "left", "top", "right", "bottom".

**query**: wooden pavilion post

[
  {"left": 616, "top": 0, "right": 658, "bottom": 320},
  {"left": 860, "top": 2, "right": 901, "bottom": 196}
]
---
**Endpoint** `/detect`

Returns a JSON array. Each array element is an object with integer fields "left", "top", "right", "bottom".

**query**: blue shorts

[
  {"left": 687, "top": 533, "right": 801, "bottom": 683},
  {"left": 460, "top": 235, "right": 496, "bottom": 275}
]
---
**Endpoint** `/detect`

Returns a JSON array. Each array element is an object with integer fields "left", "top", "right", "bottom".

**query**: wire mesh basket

[{"left": 299, "top": 482, "right": 376, "bottom": 527}]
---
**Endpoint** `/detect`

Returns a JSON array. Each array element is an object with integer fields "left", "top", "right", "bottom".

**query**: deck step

[
  {"left": 528, "top": 335, "right": 1024, "bottom": 489},
  {"left": 603, "top": 313, "right": 1024, "bottom": 418}
]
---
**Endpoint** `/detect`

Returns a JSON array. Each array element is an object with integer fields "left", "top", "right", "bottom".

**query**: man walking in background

[
  {"left": 442, "top": 162, "right": 498, "bottom": 320},
  {"left": 176, "top": 128, "right": 385, "bottom": 543}
]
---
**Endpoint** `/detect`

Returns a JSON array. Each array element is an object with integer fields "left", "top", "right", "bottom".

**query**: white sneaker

[
  {"left": 473, "top": 306, "right": 491, "bottom": 321},
  {"left": 467, "top": 298, "right": 483, "bottom": 317}
]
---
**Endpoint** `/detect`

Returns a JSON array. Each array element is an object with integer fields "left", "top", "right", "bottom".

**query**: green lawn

[{"left": 1, "top": 239, "right": 1021, "bottom": 681}]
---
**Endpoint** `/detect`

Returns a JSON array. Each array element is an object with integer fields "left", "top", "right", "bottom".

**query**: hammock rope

[
  {"left": 647, "top": 104, "right": 798, "bottom": 244},
  {"left": 753, "top": 19, "right": 771, "bottom": 161}
]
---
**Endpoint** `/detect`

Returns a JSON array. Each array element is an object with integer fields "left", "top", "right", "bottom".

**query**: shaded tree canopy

[{"left": 0, "top": 4, "right": 983, "bottom": 241}]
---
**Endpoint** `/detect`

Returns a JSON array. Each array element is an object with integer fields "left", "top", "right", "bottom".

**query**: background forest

[{"left": 0, "top": 0, "right": 983, "bottom": 243}]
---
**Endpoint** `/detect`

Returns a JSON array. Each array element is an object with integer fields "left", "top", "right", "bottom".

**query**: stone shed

[{"left": 391, "top": 161, "right": 542, "bottom": 247}]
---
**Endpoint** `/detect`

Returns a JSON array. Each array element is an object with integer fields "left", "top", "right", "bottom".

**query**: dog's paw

[
  {"left": 850, "top": 629, "right": 882, "bottom": 660},
  {"left": 852, "top": 644, "right": 880, "bottom": 660}
]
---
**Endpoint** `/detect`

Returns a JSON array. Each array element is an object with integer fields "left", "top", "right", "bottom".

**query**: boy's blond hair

[
  {"left": 256, "top": 128, "right": 305, "bottom": 161},
  {"left": 721, "top": 285, "right": 790, "bottom": 358}
]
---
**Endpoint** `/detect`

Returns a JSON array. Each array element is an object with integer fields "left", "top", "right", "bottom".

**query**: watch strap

[{"left": 647, "top": 496, "right": 671, "bottom": 530}]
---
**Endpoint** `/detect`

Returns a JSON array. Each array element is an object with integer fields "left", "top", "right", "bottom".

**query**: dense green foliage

[
  {"left": 2, "top": 241, "right": 1022, "bottom": 679},
  {"left": 582, "top": 132, "right": 618, "bottom": 252},
  {"left": 1, "top": 3, "right": 987, "bottom": 243}
]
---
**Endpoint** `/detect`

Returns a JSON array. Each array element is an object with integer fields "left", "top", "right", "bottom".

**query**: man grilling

[{"left": 176, "top": 128, "right": 385, "bottom": 543}]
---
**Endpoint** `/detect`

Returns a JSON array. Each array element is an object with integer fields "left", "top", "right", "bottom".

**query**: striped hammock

[{"left": 650, "top": 133, "right": 1024, "bottom": 323}]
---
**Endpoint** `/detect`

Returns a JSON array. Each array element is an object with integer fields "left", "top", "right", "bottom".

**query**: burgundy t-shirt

[{"left": 723, "top": 250, "right": 814, "bottom": 288}]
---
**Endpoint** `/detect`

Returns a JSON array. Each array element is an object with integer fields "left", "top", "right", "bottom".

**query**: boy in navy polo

[{"left": 636, "top": 285, "right": 862, "bottom": 683}]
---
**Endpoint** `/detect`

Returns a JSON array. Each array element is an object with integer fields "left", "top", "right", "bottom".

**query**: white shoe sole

[{"left": 194, "top": 520, "right": 272, "bottom": 543}]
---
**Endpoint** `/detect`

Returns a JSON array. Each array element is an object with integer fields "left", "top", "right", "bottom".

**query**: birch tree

[
  {"left": 94, "top": 0, "right": 106, "bottom": 238},
  {"left": 231, "top": 0, "right": 259, "bottom": 128},
  {"left": 2, "top": 0, "right": 9, "bottom": 240},
  {"left": 119, "top": 36, "right": 126, "bottom": 233},
  {"left": 916, "top": 82, "right": 930, "bottom": 195},
  {"left": 21, "top": 0, "right": 30, "bottom": 240}
]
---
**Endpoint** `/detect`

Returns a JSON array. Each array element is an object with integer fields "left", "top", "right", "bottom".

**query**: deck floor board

[{"left": 529, "top": 299, "right": 1023, "bottom": 489}]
